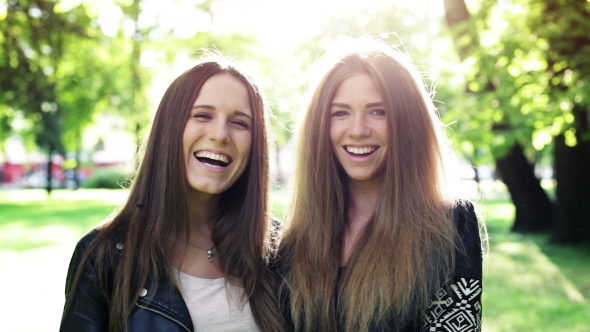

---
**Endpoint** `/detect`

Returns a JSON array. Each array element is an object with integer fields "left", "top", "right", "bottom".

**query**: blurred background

[{"left": 0, "top": 0, "right": 588, "bottom": 331}]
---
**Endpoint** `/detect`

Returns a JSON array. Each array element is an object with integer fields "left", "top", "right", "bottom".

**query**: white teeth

[
  {"left": 346, "top": 146, "right": 376, "bottom": 155},
  {"left": 194, "top": 151, "right": 230, "bottom": 163}
]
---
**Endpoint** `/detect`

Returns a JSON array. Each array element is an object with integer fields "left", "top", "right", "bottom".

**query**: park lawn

[
  {"left": 0, "top": 189, "right": 131, "bottom": 332},
  {"left": 0, "top": 200, "right": 119, "bottom": 251},
  {"left": 480, "top": 199, "right": 590, "bottom": 332},
  {"left": 0, "top": 189, "right": 588, "bottom": 332}
]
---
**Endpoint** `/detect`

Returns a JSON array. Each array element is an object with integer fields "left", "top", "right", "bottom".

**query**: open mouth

[
  {"left": 194, "top": 151, "right": 232, "bottom": 168},
  {"left": 345, "top": 146, "right": 378, "bottom": 157}
]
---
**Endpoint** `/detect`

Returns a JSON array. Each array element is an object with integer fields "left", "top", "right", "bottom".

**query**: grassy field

[
  {"left": 0, "top": 188, "right": 588, "bottom": 331},
  {"left": 480, "top": 199, "right": 590, "bottom": 332}
]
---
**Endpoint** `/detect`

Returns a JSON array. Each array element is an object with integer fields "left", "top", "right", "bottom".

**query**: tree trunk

[
  {"left": 552, "top": 107, "right": 590, "bottom": 243},
  {"left": 495, "top": 144, "right": 553, "bottom": 232},
  {"left": 443, "top": 0, "right": 554, "bottom": 232},
  {"left": 443, "top": 0, "right": 470, "bottom": 26},
  {"left": 443, "top": 0, "right": 477, "bottom": 57},
  {"left": 46, "top": 149, "right": 53, "bottom": 195},
  {"left": 74, "top": 139, "right": 81, "bottom": 190}
]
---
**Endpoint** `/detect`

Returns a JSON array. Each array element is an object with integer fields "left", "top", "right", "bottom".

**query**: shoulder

[
  {"left": 62, "top": 230, "right": 113, "bottom": 331},
  {"left": 73, "top": 227, "right": 122, "bottom": 257},
  {"left": 65, "top": 226, "right": 127, "bottom": 296},
  {"left": 69, "top": 229, "right": 101, "bottom": 267},
  {"left": 451, "top": 200, "right": 481, "bottom": 243},
  {"left": 65, "top": 229, "right": 102, "bottom": 299},
  {"left": 450, "top": 200, "right": 483, "bottom": 279},
  {"left": 69, "top": 226, "right": 125, "bottom": 276},
  {"left": 419, "top": 201, "right": 484, "bottom": 331},
  {"left": 76, "top": 229, "right": 100, "bottom": 251},
  {"left": 451, "top": 199, "right": 477, "bottom": 223}
]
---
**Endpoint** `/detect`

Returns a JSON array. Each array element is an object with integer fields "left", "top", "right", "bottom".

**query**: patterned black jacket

[
  {"left": 277, "top": 201, "right": 484, "bottom": 332},
  {"left": 418, "top": 202, "right": 483, "bottom": 332}
]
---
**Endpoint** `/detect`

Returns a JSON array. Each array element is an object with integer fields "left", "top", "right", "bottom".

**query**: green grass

[
  {"left": 480, "top": 198, "right": 590, "bottom": 332},
  {"left": 0, "top": 189, "right": 588, "bottom": 332},
  {"left": 0, "top": 189, "right": 129, "bottom": 332},
  {"left": 0, "top": 189, "right": 128, "bottom": 251},
  {"left": 270, "top": 185, "right": 293, "bottom": 221}
]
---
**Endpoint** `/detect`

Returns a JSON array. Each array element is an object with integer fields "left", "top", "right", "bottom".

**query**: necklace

[{"left": 180, "top": 239, "right": 215, "bottom": 263}]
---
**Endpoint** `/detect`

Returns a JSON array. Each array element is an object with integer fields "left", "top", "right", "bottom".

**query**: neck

[
  {"left": 341, "top": 177, "right": 382, "bottom": 266},
  {"left": 171, "top": 188, "right": 224, "bottom": 278},
  {"left": 185, "top": 188, "right": 221, "bottom": 244},
  {"left": 346, "top": 177, "right": 381, "bottom": 225}
]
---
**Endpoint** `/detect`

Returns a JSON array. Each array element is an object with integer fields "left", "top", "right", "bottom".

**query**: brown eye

[
  {"left": 331, "top": 110, "right": 349, "bottom": 117},
  {"left": 370, "top": 109, "right": 386, "bottom": 116},
  {"left": 231, "top": 120, "right": 249, "bottom": 129},
  {"left": 193, "top": 112, "right": 212, "bottom": 119}
]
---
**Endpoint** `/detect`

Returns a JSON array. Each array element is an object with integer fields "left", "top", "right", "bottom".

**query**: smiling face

[
  {"left": 329, "top": 73, "right": 388, "bottom": 184},
  {"left": 182, "top": 73, "right": 253, "bottom": 196}
]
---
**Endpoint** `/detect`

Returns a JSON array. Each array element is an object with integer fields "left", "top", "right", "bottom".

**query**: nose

[
  {"left": 349, "top": 113, "right": 370, "bottom": 137},
  {"left": 208, "top": 120, "right": 230, "bottom": 144}
]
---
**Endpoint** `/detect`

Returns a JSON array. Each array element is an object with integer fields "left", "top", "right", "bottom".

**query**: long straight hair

[
  {"left": 280, "top": 40, "right": 462, "bottom": 331},
  {"left": 63, "top": 57, "right": 282, "bottom": 332}
]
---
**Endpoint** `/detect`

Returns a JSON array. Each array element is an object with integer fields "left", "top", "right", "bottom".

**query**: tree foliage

[
  {"left": 439, "top": 0, "right": 590, "bottom": 163},
  {"left": 0, "top": 0, "right": 96, "bottom": 154},
  {"left": 440, "top": 0, "right": 590, "bottom": 242},
  {"left": 0, "top": 0, "right": 260, "bottom": 191}
]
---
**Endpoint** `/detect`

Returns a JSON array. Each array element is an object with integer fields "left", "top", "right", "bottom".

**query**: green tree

[
  {"left": 531, "top": 0, "right": 590, "bottom": 243},
  {"left": 0, "top": 0, "right": 97, "bottom": 193},
  {"left": 57, "top": 34, "right": 121, "bottom": 187},
  {"left": 1, "top": 0, "right": 259, "bottom": 192},
  {"left": 440, "top": 0, "right": 554, "bottom": 233},
  {"left": 440, "top": 0, "right": 590, "bottom": 243},
  {"left": 101, "top": 0, "right": 257, "bottom": 160}
]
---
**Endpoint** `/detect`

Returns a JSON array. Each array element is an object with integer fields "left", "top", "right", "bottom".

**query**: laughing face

[
  {"left": 329, "top": 73, "right": 388, "bottom": 184},
  {"left": 182, "top": 73, "right": 253, "bottom": 196}
]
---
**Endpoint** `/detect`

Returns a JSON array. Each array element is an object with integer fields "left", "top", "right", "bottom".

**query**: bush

[{"left": 81, "top": 169, "right": 132, "bottom": 189}]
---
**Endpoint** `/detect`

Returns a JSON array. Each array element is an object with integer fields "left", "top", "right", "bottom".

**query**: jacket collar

[{"left": 137, "top": 273, "right": 194, "bottom": 331}]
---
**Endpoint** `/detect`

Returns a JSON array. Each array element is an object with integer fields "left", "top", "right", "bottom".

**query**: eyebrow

[
  {"left": 366, "top": 102, "right": 384, "bottom": 108},
  {"left": 233, "top": 110, "right": 252, "bottom": 120},
  {"left": 192, "top": 105, "right": 252, "bottom": 120},
  {"left": 193, "top": 104, "right": 215, "bottom": 110},
  {"left": 330, "top": 102, "right": 383, "bottom": 109}
]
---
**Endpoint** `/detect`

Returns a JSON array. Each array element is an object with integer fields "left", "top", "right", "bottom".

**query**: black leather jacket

[{"left": 60, "top": 230, "right": 195, "bottom": 332}]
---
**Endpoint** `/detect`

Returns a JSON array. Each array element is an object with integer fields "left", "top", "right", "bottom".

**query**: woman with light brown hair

[
  {"left": 277, "top": 38, "right": 485, "bottom": 332},
  {"left": 60, "top": 56, "right": 282, "bottom": 332}
]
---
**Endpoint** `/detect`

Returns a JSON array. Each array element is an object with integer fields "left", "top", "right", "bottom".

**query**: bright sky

[
  {"left": 211, "top": 0, "right": 444, "bottom": 52},
  {"left": 1, "top": 0, "right": 445, "bottom": 163},
  {"left": 144, "top": 0, "right": 445, "bottom": 100},
  {"left": 88, "top": 0, "right": 443, "bottom": 54}
]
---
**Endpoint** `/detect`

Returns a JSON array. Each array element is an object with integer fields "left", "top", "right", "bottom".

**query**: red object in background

[
  {"left": 0, "top": 161, "right": 65, "bottom": 185},
  {"left": 52, "top": 162, "right": 65, "bottom": 183},
  {"left": 1, "top": 162, "right": 26, "bottom": 183}
]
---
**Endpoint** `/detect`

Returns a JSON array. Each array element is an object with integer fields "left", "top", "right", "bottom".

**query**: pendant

[{"left": 207, "top": 249, "right": 214, "bottom": 263}]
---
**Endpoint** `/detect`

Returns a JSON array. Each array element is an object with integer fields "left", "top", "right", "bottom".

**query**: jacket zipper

[{"left": 135, "top": 303, "right": 192, "bottom": 332}]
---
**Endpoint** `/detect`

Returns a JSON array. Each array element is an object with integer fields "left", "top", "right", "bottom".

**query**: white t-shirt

[{"left": 174, "top": 268, "right": 260, "bottom": 332}]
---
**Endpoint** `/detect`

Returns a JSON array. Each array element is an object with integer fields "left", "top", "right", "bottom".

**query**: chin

[
  {"left": 347, "top": 171, "right": 382, "bottom": 182},
  {"left": 187, "top": 183, "right": 229, "bottom": 196}
]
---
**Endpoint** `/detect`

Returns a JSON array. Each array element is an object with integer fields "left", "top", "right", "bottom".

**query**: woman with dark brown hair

[
  {"left": 278, "top": 38, "right": 486, "bottom": 332},
  {"left": 60, "top": 56, "right": 282, "bottom": 332}
]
